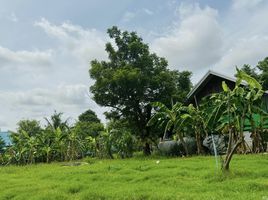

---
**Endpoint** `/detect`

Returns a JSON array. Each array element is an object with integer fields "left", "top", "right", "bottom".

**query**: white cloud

[
  {"left": 122, "top": 11, "right": 136, "bottom": 22},
  {"left": 143, "top": 8, "right": 154, "bottom": 16},
  {"left": 34, "top": 18, "right": 107, "bottom": 63},
  {"left": 121, "top": 8, "right": 154, "bottom": 23},
  {"left": 231, "top": 0, "right": 264, "bottom": 10},
  {"left": 152, "top": 3, "right": 223, "bottom": 71},
  {"left": 214, "top": 36, "right": 268, "bottom": 74},
  {"left": 211, "top": 0, "right": 268, "bottom": 74},
  {"left": 0, "top": 84, "right": 88, "bottom": 107},
  {"left": 0, "top": 83, "right": 107, "bottom": 130},
  {"left": 0, "top": 18, "right": 110, "bottom": 130},
  {"left": 8, "top": 12, "right": 18, "bottom": 22},
  {"left": 0, "top": 118, "right": 8, "bottom": 127},
  {"left": 0, "top": 46, "right": 53, "bottom": 69}
]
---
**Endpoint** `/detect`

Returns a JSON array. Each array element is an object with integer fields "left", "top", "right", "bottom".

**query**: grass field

[{"left": 0, "top": 154, "right": 267, "bottom": 200}]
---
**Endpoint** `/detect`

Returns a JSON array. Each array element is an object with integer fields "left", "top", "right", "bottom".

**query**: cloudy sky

[{"left": 1, "top": 0, "right": 268, "bottom": 131}]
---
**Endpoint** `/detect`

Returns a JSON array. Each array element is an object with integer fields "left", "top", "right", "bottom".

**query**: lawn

[{"left": 0, "top": 154, "right": 267, "bottom": 200}]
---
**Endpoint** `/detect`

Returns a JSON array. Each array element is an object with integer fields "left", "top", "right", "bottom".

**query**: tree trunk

[
  {"left": 46, "top": 151, "right": 49, "bottom": 163},
  {"left": 239, "top": 114, "right": 247, "bottom": 154},
  {"left": 195, "top": 130, "right": 204, "bottom": 155},
  {"left": 178, "top": 133, "right": 188, "bottom": 156},
  {"left": 143, "top": 142, "right": 151, "bottom": 155},
  {"left": 222, "top": 138, "right": 242, "bottom": 171},
  {"left": 250, "top": 114, "right": 261, "bottom": 153},
  {"left": 108, "top": 143, "right": 114, "bottom": 159}
]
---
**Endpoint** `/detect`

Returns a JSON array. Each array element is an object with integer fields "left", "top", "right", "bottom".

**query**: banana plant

[
  {"left": 208, "top": 68, "right": 266, "bottom": 170},
  {"left": 147, "top": 102, "right": 189, "bottom": 155},
  {"left": 180, "top": 104, "right": 207, "bottom": 155}
]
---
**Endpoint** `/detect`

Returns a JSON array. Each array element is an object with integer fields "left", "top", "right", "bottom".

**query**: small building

[
  {"left": 186, "top": 70, "right": 268, "bottom": 150},
  {"left": 186, "top": 70, "right": 268, "bottom": 110}
]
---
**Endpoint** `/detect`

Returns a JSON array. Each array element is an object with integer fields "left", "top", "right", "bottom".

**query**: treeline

[{"left": 0, "top": 110, "right": 136, "bottom": 165}]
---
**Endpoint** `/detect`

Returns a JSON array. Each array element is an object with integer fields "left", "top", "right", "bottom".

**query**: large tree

[{"left": 89, "top": 26, "right": 192, "bottom": 154}]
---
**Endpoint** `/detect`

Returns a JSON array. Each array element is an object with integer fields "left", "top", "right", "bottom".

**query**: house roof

[{"left": 186, "top": 70, "right": 238, "bottom": 101}]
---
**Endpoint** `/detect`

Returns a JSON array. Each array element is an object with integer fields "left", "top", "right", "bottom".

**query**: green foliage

[
  {"left": 96, "top": 129, "right": 114, "bottom": 159},
  {"left": 45, "top": 111, "right": 69, "bottom": 132},
  {"left": 239, "top": 64, "right": 259, "bottom": 80},
  {"left": 148, "top": 102, "right": 183, "bottom": 139},
  {"left": 207, "top": 68, "right": 267, "bottom": 170},
  {"left": 74, "top": 121, "right": 104, "bottom": 138},
  {"left": 237, "top": 57, "right": 268, "bottom": 90},
  {"left": 148, "top": 102, "right": 190, "bottom": 155},
  {"left": 96, "top": 120, "right": 136, "bottom": 159},
  {"left": 17, "top": 119, "right": 42, "bottom": 137},
  {"left": 73, "top": 109, "right": 104, "bottom": 157},
  {"left": 89, "top": 26, "right": 192, "bottom": 153},
  {"left": 1, "top": 111, "right": 97, "bottom": 165},
  {"left": 257, "top": 57, "right": 268, "bottom": 90},
  {"left": 0, "top": 137, "right": 5, "bottom": 153},
  {"left": 78, "top": 109, "right": 101, "bottom": 123}
]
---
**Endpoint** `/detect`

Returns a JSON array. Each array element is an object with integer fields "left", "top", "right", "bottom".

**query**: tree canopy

[
  {"left": 75, "top": 109, "right": 104, "bottom": 138},
  {"left": 17, "top": 120, "right": 42, "bottom": 137},
  {"left": 78, "top": 109, "right": 101, "bottom": 123},
  {"left": 238, "top": 57, "right": 268, "bottom": 90}
]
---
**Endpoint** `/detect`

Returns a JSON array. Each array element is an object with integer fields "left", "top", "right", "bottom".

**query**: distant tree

[
  {"left": 78, "top": 109, "right": 101, "bottom": 123},
  {"left": 240, "top": 64, "right": 259, "bottom": 80},
  {"left": 257, "top": 57, "right": 268, "bottom": 90},
  {"left": 74, "top": 121, "right": 104, "bottom": 138},
  {"left": 89, "top": 26, "right": 192, "bottom": 155},
  {"left": 17, "top": 120, "right": 42, "bottom": 137},
  {"left": 44, "top": 111, "right": 69, "bottom": 132},
  {"left": 74, "top": 109, "right": 104, "bottom": 138},
  {"left": 237, "top": 57, "right": 268, "bottom": 90}
]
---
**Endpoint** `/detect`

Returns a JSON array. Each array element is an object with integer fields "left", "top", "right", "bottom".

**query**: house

[
  {"left": 186, "top": 70, "right": 268, "bottom": 150},
  {"left": 186, "top": 70, "right": 268, "bottom": 110}
]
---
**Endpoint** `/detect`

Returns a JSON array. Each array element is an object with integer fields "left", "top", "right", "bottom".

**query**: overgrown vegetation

[{"left": 149, "top": 68, "right": 268, "bottom": 170}]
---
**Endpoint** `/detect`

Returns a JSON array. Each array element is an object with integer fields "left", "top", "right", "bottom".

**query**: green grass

[{"left": 0, "top": 154, "right": 268, "bottom": 200}]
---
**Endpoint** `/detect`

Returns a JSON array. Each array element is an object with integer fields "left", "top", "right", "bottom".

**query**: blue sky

[{"left": 1, "top": 0, "right": 268, "bottom": 130}]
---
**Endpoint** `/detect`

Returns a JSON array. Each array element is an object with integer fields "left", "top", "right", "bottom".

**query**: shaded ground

[{"left": 0, "top": 154, "right": 267, "bottom": 200}]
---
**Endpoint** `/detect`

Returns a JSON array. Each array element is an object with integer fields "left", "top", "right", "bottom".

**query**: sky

[{"left": 1, "top": 0, "right": 268, "bottom": 131}]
